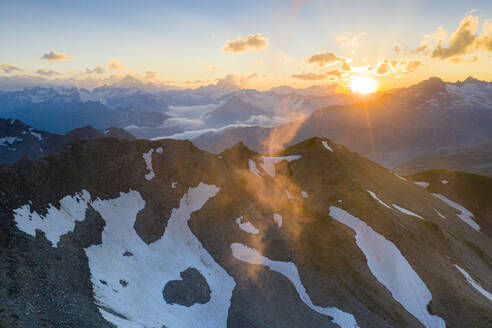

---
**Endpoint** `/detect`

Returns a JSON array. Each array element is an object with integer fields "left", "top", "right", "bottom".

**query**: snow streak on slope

[
  {"left": 86, "top": 184, "right": 235, "bottom": 328},
  {"left": 329, "top": 207, "right": 446, "bottom": 328},
  {"left": 248, "top": 159, "right": 261, "bottom": 177},
  {"left": 432, "top": 194, "right": 480, "bottom": 231},
  {"left": 392, "top": 204, "right": 424, "bottom": 220},
  {"left": 454, "top": 265, "right": 492, "bottom": 302},
  {"left": 367, "top": 190, "right": 391, "bottom": 209},
  {"left": 231, "top": 243, "right": 360, "bottom": 328},
  {"left": 260, "top": 155, "right": 301, "bottom": 177},
  {"left": 14, "top": 190, "right": 91, "bottom": 247},
  {"left": 142, "top": 147, "right": 163, "bottom": 180},
  {"left": 273, "top": 213, "right": 282, "bottom": 227},
  {"left": 236, "top": 216, "right": 260, "bottom": 234},
  {"left": 322, "top": 141, "right": 334, "bottom": 152},
  {"left": 414, "top": 182, "right": 429, "bottom": 188},
  {"left": 301, "top": 191, "right": 308, "bottom": 198}
]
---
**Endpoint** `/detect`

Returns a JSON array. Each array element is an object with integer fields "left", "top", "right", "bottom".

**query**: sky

[{"left": 1, "top": 0, "right": 492, "bottom": 91}]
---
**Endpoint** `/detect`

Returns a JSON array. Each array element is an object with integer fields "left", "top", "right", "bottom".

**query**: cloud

[
  {"left": 108, "top": 58, "right": 123, "bottom": 71},
  {"left": 291, "top": 71, "right": 327, "bottom": 80},
  {"left": 145, "top": 70, "right": 159, "bottom": 81},
  {"left": 432, "top": 15, "right": 479, "bottom": 59},
  {"left": 393, "top": 44, "right": 408, "bottom": 56},
  {"left": 375, "top": 60, "right": 391, "bottom": 76},
  {"left": 86, "top": 65, "right": 106, "bottom": 75},
  {"left": 411, "top": 15, "right": 492, "bottom": 62},
  {"left": 0, "top": 64, "right": 23, "bottom": 74},
  {"left": 306, "top": 52, "right": 343, "bottom": 67},
  {"left": 334, "top": 32, "right": 366, "bottom": 53},
  {"left": 223, "top": 34, "right": 269, "bottom": 53},
  {"left": 41, "top": 50, "right": 71, "bottom": 61},
  {"left": 36, "top": 68, "right": 60, "bottom": 76},
  {"left": 340, "top": 61, "right": 351, "bottom": 71}
]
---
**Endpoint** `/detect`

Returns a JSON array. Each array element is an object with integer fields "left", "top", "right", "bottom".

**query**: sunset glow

[{"left": 350, "top": 76, "right": 378, "bottom": 94}]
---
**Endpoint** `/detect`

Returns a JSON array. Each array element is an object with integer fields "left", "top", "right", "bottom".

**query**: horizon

[{"left": 1, "top": 0, "right": 492, "bottom": 92}]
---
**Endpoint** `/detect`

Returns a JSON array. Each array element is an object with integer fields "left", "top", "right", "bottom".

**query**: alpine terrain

[{"left": 1, "top": 137, "right": 491, "bottom": 327}]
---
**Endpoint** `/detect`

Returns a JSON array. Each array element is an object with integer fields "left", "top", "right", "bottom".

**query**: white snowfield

[
  {"left": 454, "top": 265, "right": 492, "bottom": 302},
  {"left": 29, "top": 128, "right": 43, "bottom": 141},
  {"left": 0, "top": 136, "right": 22, "bottom": 147},
  {"left": 367, "top": 190, "right": 391, "bottom": 209},
  {"left": 322, "top": 141, "right": 334, "bottom": 152},
  {"left": 392, "top": 204, "right": 424, "bottom": 220},
  {"left": 329, "top": 207, "right": 446, "bottom": 328},
  {"left": 248, "top": 159, "right": 261, "bottom": 177},
  {"left": 14, "top": 184, "right": 236, "bottom": 328},
  {"left": 273, "top": 213, "right": 283, "bottom": 227},
  {"left": 142, "top": 147, "right": 163, "bottom": 180},
  {"left": 86, "top": 184, "right": 235, "bottom": 328},
  {"left": 414, "top": 182, "right": 429, "bottom": 188},
  {"left": 260, "top": 155, "right": 301, "bottom": 177},
  {"left": 432, "top": 194, "right": 480, "bottom": 231},
  {"left": 14, "top": 190, "right": 91, "bottom": 247},
  {"left": 236, "top": 216, "right": 260, "bottom": 234},
  {"left": 231, "top": 243, "right": 360, "bottom": 328}
]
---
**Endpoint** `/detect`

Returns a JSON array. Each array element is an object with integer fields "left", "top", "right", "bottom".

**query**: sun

[{"left": 349, "top": 76, "right": 378, "bottom": 94}]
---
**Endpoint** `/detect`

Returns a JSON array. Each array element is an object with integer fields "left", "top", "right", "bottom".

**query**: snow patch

[
  {"left": 260, "top": 155, "right": 301, "bottom": 177},
  {"left": 392, "top": 204, "right": 424, "bottom": 220},
  {"left": 441, "top": 180, "right": 448, "bottom": 185},
  {"left": 171, "top": 182, "right": 177, "bottom": 189},
  {"left": 248, "top": 159, "right": 261, "bottom": 177},
  {"left": 329, "top": 207, "right": 445, "bottom": 328},
  {"left": 231, "top": 243, "right": 359, "bottom": 328},
  {"left": 414, "top": 182, "right": 429, "bottom": 188},
  {"left": 29, "top": 128, "right": 43, "bottom": 141},
  {"left": 0, "top": 136, "right": 22, "bottom": 147},
  {"left": 367, "top": 190, "right": 391, "bottom": 209},
  {"left": 394, "top": 174, "right": 407, "bottom": 181},
  {"left": 142, "top": 148, "right": 162, "bottom": 180},
  {"left": 432, "top": 194, "right": 479, "bottom": 231},
  {"left": 454, "top": 265, "right": 492, "bottom": 302},
  {"left": 285, "top": 189, "right": 293, "bottom": 200},
  {"left": 322, "top": 141, "right": 334, "bottom": 152},
  {"left": 236, "top": 216, "right": 260, "bottom": 234},
  {"left": 273, "top": 213, "right": 282, "bottom": 227},
  {"left": 301, "top": 191, "right": 308, "bottom": 198},
  {"left": 14, "top": 190, "right": 91, "bottom": 247},
  {"left": 86, "top": 184, "right": 235, "bottom": 328}
]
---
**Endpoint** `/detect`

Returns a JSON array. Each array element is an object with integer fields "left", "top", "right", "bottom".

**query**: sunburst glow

[{"left": 350, "top": 76, "right": 378, "bottom": 94}]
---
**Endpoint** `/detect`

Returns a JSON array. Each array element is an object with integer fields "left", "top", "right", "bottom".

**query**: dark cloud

[{"left": 36, "top": 68, "right": 60, "bottom": 76}]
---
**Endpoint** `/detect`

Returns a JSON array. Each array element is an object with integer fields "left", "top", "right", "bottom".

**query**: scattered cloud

[
  {"left": 41, "top": 50, "right": 72, "bottom": 61},
  {"left": 340, "top": 62, "right": 351, "bottom": 71},
  {"left": 375, "top": 60, "right": 391, "bottom": 76},
  {"left": 0, "top": 64, "right": 23, "bottom": 74},
  {"left": 393, "top": 44, "right": 408, "bottom": 56},
  {"left": 86, "top": 65, "right": 106, "bottom": 75},
  {"left": 108, "top": 58, "right": 123, "bottom": 71},
  {"left": 291, "top": 71, "right": 327, "bottom": 80},
  {"left": 432, "top": 15, "right": 479, "bottom": 59},
  {"left": 411, "top": 15, "right": 492, "bottom": 62},
  {"left": 145, "top": 70, "right": 159, "bottom": 81},
  {"left": 334, "top": 32, "right": 366, "bottom": 53},
  {"left": 36, "top": 68, "right": 60, "bottom": 76},
  {"left": 223, "top": 34, "right": 269, "bottom": 53},
  {"left": 306, "top": 52, "right": 343, "bottom": 67}
]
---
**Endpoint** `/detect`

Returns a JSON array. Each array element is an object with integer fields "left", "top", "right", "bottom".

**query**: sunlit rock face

[{"left": 2, "top": 137, "right": 491, "bottom": 327}]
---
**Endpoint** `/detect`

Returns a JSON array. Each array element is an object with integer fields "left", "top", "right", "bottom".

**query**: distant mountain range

[
  {"left": 0, "top": 118, "right": 135, "bottom": 164},
  {"left": 396, "top": 140, "right": 492, "bottom": 176},
  {"left": 193, "top": 77, "right": 492, "bottom": 167}
]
